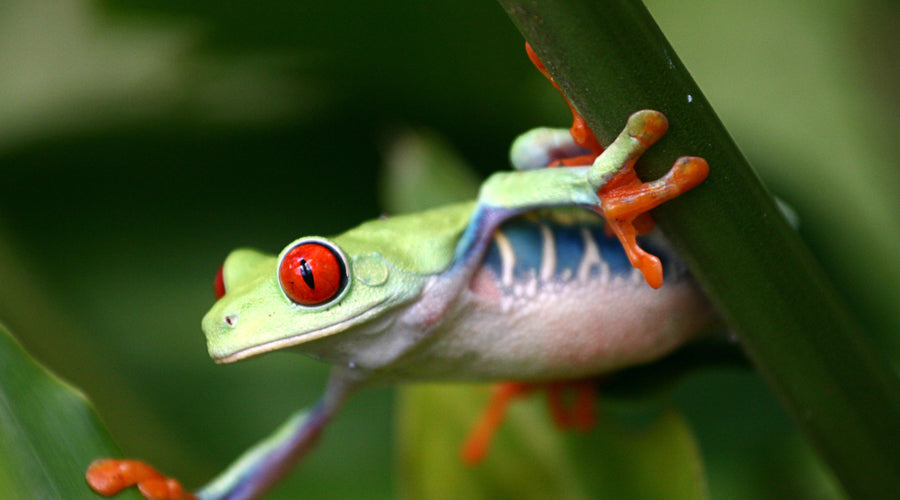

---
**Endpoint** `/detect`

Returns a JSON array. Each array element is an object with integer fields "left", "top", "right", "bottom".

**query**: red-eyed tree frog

[{"left": 86, "top": 45, "right": 714, "bottom": 500}]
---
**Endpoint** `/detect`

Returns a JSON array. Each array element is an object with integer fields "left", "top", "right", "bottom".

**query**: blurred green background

[{"left": 0, "top": 0, "right": 896, "bottom": 498}]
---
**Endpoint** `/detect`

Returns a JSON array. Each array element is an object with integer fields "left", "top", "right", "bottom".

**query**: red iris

[{"left": 279, "top": 242, "right": 346, "bottom": 306}]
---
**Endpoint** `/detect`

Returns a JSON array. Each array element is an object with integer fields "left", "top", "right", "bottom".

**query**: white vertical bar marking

[
  {"left": 577, "top": 227, "right": 603, "bottom": 282},
  {"left": 539, "top": 223, "right": 556, "bottom": 282},
  {"left": 493, "top": 231, "right": 516, "bottom": 288}
]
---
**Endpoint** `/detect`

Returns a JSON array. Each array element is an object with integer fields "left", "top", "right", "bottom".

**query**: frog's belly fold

[{"left": 393, "top": 221, "right": 715, "bottom": 382}]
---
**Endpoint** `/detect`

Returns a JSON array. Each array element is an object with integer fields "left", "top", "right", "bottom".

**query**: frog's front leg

[
  {"left": 87, "top": 369, "right": 362, "bottom": 500},
  {"left": 587, "top": 110, "right": 709, "bottom": 288},
  {"left": 515, "top": 43, "right": 708, "bottom": 287},
  {"left": 479, "top": 110, "right": 708, "bottom": 288}
]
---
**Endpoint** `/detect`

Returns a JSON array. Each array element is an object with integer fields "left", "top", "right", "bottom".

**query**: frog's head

[
  {"left": 202, "top": 237, "right": 426, "bottom": 365},
  {"left": 201, "top": 203, "right": 474, "bottom": 365}
]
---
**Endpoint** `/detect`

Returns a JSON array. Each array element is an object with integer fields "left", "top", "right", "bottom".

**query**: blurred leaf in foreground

[
  {"left": 397, "top": 384, "right": 707, "bottom": 500},
  {"left": 0, "top": 322, "right": 141, "bottom": 499}
]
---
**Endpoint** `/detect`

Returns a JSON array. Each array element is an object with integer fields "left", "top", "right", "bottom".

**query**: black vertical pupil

[{"left": 299, "top": 259, "right": 316, "bottom": 289}]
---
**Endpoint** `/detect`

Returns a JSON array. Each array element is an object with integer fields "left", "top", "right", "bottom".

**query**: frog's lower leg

[
  {"left": 525, "top": 43, "right": 604, "bottom": 157},
  {"left": 460, "top": 379, "right": 599, "bottom": 465},
  {"left": 460, "top": 382, "right": 534, "bottom": 464},
  {"left": 88, "top": 370, "right": 361, "bottom": 500},
  {"left": 509, "top": 127, "right": 593, "bottom": 171},
  {"left": 546, "top": 380, "right": 597, "bottom": 431}
]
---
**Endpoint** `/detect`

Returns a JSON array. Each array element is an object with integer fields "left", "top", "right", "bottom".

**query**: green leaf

[
  {"left": 397, "top": 384, "right": 707, "bottom": 500},
  {"left": 0, "top": 322, "right": 141, "bottom": 499},
  {"left": 495, "top": 0, "right": 900, "bottom": 496},
  {"left": 379, "top": 129, "right": 481, "bottom": 215}
]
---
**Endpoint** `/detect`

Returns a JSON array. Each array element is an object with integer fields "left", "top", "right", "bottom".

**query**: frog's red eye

[
  {"left": 278, "top": 239, "right": 348, "bottom": 307},
  {"left": 214, "top": 265, "right": 226, "bottom": 299}
]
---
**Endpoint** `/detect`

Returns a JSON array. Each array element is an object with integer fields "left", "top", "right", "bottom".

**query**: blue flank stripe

[
  {"left": 500, "top": 222, "right": 544, "bottom": 279},
  {"left": 481, "top": 218, "right": 650, "bottom": 284},
  {"left": 552, "top": 224, "right": 584, "bottom": 279},
  {"left": 592, "top": 226, "right": 631, "bottom": 274},
  {"left": 481, "top": 236, "right": 504, "bottom": 277}
]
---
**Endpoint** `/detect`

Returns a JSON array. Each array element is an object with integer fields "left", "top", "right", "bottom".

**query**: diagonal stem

[{"left": 496, "top": 0, "right": 900, "bottom": 497}]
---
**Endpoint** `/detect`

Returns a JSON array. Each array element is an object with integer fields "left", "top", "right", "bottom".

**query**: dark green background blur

[{"left": 0, "top": 1, "right": 897, "bottom": 498}]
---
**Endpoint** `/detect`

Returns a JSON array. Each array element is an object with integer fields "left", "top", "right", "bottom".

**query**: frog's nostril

[{"left": 224, "top": 314, "right": 238, "bottom": 327}]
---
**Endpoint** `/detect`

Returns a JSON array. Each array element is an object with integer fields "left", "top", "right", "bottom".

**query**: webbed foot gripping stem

[{"left": 525, "top": 43, "right": 709, "bottom": 289}]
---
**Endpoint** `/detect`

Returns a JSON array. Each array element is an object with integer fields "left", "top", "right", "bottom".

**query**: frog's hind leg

[
  {"left": 460, "top": 380, "right": 599, "bottom": 465},
  {"left": 544, "top": 380, "right": 597, "bottom": 432},
  {"left": 525, "top": 43, "right": 604, "bottom": 159},
  {"left": 509, "top": 127, "right": 594, "bottom": 171},
  {"left": 460, "top": 382, "right": 534, "bottom": 464}
]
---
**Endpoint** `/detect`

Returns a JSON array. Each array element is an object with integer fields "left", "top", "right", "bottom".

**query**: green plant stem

[{"left": 496, "top": 0, "right": 900, "bottom": 496}]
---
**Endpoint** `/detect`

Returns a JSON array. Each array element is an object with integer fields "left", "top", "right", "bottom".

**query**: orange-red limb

[
  {"left": 460, "top": 382, "right": 535, "bottom": 465},
  {"left": 86, "top": 459, "right": 196, "bottom": 500},
  {"left": 546, "top": 380, "right": 597, "bottom": 432},
  {"left": 597, "top": 156, "right": 710, "bottom": 288},
  {"left": 461, "top": 380, "right": 599, "bottom": 465},
  {"left": 547, "top": 154, "right": 600, "bottom": 168},
  {"left": 525, "top": 43, "right": 604, "bottom": 158}
]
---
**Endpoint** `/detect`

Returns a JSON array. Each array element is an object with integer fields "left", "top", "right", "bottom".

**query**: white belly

[{"left": 387, "top": 264, "right": 716, "bottom": 382}]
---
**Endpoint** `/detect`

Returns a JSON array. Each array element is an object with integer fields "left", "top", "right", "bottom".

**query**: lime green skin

[{"left": 195, "top": 111, "right": 716, "bottom": 500}]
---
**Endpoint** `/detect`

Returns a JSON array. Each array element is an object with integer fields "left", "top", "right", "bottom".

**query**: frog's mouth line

[{"left": 213, "top": 298, "right": 391, "bottom": 364}]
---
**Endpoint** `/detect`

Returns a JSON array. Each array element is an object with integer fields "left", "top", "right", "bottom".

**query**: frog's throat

[{"left": 213, "top": 297, "right": 391, "bottom": 363}]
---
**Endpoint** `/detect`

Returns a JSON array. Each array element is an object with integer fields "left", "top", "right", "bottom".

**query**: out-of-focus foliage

[
  {"left": 398, "top": 385, "right": 707, "bottom": 500},
  {"left": 0, "top": 323, "right": 141, "bottom": 499},
  {"left": 0, "top": 0, "right": 894, "bottom": 498}
]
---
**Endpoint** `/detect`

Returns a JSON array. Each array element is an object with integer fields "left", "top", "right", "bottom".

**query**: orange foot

[
  {"left": 86, "top": 459, "right": 196, "bottom": 500},
  {"left": 598, "top": 153, "right": 709, "bottom": 288},
  {"left": 525, "top": 43, "right": 709, "bottom": 288},
  {"left": 460, "top": 380, "right": 598, "bottom": 465}
]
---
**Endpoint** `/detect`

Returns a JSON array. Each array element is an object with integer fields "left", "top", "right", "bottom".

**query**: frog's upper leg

[{"left": 509, "top": 127, "right": 593, "bottom": 170}]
